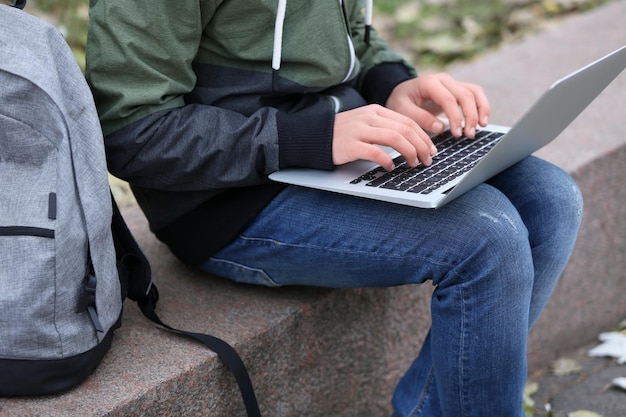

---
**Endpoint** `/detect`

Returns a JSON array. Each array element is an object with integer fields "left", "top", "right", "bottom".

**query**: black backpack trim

[{"left": 0, "top": 319, "right": 119, "bottom": 396}]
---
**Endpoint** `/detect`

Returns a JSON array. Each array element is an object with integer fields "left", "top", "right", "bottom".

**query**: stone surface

[{"left": 528, "top": 339, "right": 626, "bottom": 416}]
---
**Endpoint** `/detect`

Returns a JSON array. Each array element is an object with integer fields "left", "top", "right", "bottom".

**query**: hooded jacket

[{"left": 86, "top": 0, "right": 416, "bottom": 265}]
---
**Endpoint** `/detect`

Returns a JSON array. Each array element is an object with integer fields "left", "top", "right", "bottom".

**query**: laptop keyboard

[{"left": 349, "top": 129, "right": 504, "bottom": 195}]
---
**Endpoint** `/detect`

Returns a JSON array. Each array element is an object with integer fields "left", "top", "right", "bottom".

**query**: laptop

[{"left": 270, "top": 44, "right": 626, "bottom": 209}]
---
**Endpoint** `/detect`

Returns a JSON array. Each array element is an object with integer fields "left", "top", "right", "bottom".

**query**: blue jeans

[{"left": 200, "top": 156, "right": 583, "bottom": 417}]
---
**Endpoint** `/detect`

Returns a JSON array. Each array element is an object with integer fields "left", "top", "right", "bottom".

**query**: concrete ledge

[{"left": 2, "top": 2, "right": 625, "bottom": 416}]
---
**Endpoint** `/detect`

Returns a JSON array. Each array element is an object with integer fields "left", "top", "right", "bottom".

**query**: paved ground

[{"left": 526, "top": 328, "right": 626, "bottom": 417}]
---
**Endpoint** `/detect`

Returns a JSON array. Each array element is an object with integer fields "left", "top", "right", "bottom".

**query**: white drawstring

[
  {"left": 271, "top": 0, "right": 370, "bottom": 90},
  {"left": 272, "top": 0, "right": 287, "bottom": 72},
  {"left": 342, "top": 33, "right": 357, "bottom": 83}
]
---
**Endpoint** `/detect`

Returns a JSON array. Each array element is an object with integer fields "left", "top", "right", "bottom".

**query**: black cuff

[
  {"left": 361, "top": 62, "right": 415, "bottom": 106},
  {"left": 276, "top": 109, "right": 335, "bottom": 170}
]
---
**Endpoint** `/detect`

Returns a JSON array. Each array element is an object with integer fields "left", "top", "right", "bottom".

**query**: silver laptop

[{"left": 270, "top": 45, "right": 626, "bottom": 209}]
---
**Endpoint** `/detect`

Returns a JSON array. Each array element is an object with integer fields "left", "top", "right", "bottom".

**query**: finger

[
  {"left": 439, "top": 78, "right": 481, "bottom": 138},
  {"left": 442, "top": 80, "right": 492, "bottom": 136},
  {"left": 367, "top": 108, "right": 437, "bottom": 166},
  {"left": 457, "top": 82, "right": 491, "bottom": 137},
  {"left": 419, "top": 74, "right": 466, "bottom": 137},
  {"left": 465, "top": 83, "right": 491, "bottom": 127},
  {"left": 350, "top": 141, "right": 397, "bottom": 171},
  {"left": 391, "top": 96, "right": 447, "bottom": 135},
  {"left": 378, "top": 106, "right": 438, "bottom": 156},
  {"left": 367, "top": 125, "right": 434, "bottom": 168}
]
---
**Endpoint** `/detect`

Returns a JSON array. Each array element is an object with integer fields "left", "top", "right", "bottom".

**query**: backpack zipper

[{"left": 0, "top": 226, "right": 54, "bottom": 238}]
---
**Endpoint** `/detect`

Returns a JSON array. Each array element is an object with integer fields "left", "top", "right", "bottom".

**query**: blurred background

[{"left": 8, "top": 0, "right": 614, "bottom": 71}]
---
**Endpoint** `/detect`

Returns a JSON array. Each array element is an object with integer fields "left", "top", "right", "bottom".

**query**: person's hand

[
  {"left": 332, "top": 104, "right": 438, "bottom": 171},
  {"left": 385, "top": 73, "right": 491, "bottom": 139}
]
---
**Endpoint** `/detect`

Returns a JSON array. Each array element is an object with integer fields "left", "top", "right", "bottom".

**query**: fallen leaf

[
  {"left": 545, "top": 403, "right": 553, "bottom": 417},
  {"left": 524, "top": 382, "right": 538, "bottom": 397},
  {"left": 612, "top": 377, "right": 626, "bottom": 391},
  {"left": 551, "top": 357, "right": 582, "bottom": 375},
  {"left": 523, "top": 382, "right": 538, "bottom": 417},
  {"left": 567, "top": 411, "right": 603, "bottom": 417},
  {"left": 587, "top": 332, "right": 626, "bottom": 364}
]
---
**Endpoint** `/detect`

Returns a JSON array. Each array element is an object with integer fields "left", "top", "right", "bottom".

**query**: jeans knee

[
  {"left": 525, "top": 165, "right": 583, "bottom": 250},
  {"left": 470, "top": 186, "right": 528, "bottom": 245},
  {"left": 446, "top": 195, "right": 534, "bottom": 292},
  {"left": 475, "top": 208, "right": 531, "bottom": 267},
  {"left": 505, "top": 157, "right": 583, "bottom": 227},
  {"left": 541, "top": 165, "right": 583, "bottom": 220}
]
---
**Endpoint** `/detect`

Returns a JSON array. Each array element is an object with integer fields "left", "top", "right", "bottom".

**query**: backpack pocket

[
  {"left": 0, "top": 113, "right": 61, "bottom": 359},
  {"left": 0, "top": 231, "right": 58, "bottom": 358}
]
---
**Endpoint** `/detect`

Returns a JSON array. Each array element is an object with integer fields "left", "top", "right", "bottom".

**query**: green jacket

[{"left": 86, "top": 0, "right": 416, "bottom": 265}]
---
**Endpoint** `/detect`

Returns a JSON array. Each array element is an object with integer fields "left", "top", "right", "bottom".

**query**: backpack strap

[{"left": 111, "top": 199, "right": 262, "bottom": 417}]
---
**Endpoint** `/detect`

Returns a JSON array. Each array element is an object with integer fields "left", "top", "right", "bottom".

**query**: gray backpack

[
  {"left": 0, "top": 1, "right": 123, "bottom": 392},
  {"left": 0, "top": 3, "right": 260, "bottom": 415}
]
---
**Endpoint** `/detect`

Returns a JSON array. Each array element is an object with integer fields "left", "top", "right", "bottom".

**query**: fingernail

[
  {"left": 432, "top": 122, "right": 444, "bottom": 132},
  {"left": 467, "top": 126, "right": 475, "bottom": 138},
  {"left": 482, "top": 116, "right": 489, "bottom": 125},
  {"left": 431, "top": 144, "right": 438, "bottom": 155},
  {"left": 455, "top": 127, "right": 462, "bottom": 137}
]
